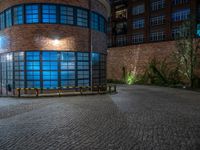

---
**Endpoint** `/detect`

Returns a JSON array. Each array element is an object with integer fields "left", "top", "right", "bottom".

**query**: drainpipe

[{"left": 89, "top": 0, "right": 93, "bottom": 91}]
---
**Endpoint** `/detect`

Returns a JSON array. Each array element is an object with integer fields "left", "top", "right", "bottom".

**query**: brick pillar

[
  {"left": 145, "top": 0, "right": 150, "bottom": 43},
  {"left": 165, "top": 0, "right": 172, "bottom": 40}
]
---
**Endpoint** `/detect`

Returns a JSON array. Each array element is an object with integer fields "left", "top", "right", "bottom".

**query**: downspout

[{"left": 89, "top": 0, "right": 93, "bottom": 90}]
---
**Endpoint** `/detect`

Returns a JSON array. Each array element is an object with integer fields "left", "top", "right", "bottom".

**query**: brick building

[
  {"left": 0, "top": 0, "right": 110, "bottom": 96},
  {"left": 107, "top": 0, "right": 200, "bottom": 80}
]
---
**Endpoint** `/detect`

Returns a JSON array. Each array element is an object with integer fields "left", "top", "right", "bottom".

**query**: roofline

[{"left": 98, "top": 0, "right": 111, "bottom": 17}]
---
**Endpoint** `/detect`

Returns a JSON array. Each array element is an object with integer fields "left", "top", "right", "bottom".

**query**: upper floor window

[
  {"left": 116, "top": 36, "right": 127, "bottom": 46},
  {"left": 115, "top": 22, "right": 127, "bottom": 35},
  {"left": 172, "top": 8, "right": 190, "bottom": 22},
  {"left": 91, "top": 12, "right": 99, "bottom": 30},
  {"left": 115, "top": 9, "right": 127, "bottom": 19},
  {"left": 151, "top": 0, "right": 165, "bottom": 11},
  {"left": 198, "top": 4, "right": 200, "bottom": 20},
  {"left": 42, "top": 5, "right": 57, "bottom": 23},
  {"left": 60, "top": 6, "right": 74, "bottom": 25},
  {"left": 150, "top": 15, "right": 165, "bottom": 26},
  {"left": 132, "top": 4, "right": 145, "bottom": 15},
  {"left": 13, "top": 6, "right": 23, "bottom": 25},
  {"left": 0, "top": 3, "right": 106, "bottom": 33},
  {"left": 77, "top": 9, "right": 88, "bottom": 27},
  {"left": 173, "top": 0, "right": 189, "bottom": 5},
  {"left": 99, "top": 17, "right": 106, "bottom": 32},
  {"left": 172, "top": 26, "right": 189, "bottom": 39},
  {"left": 172, "top": 27, "right": 181, "bottom": 39},
  {"left": 26, "top": 5, "right": 39, "bottom": 23},
  {"left": 133, "top": 19, "right": 144, "bottom": 29},
  {"left": 0, "top": 13, "right": 5, "bottom": 30},
  {"left": 132, "top": 34, "right": 144, "bottom": 44},
  {"left": 150, "top": 30, "right": 165, "bottom": 41},
  {"left": 5, "top": 9, "right": 12, "bottom": 28}
]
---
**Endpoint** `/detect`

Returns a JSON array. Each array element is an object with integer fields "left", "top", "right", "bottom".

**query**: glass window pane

[
  {"left": 42, "top": 5, "right": 57, "bottom": 23},
  {"left": 26, "top": 5, "right": 39, "bottom": 23}
]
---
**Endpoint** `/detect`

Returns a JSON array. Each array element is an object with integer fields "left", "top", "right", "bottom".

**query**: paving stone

[{"left": 0, "top": 85, "right": 200, "bottom": 150}]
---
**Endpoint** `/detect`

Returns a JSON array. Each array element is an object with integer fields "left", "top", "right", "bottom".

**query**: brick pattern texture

[{"left": 107, "top": 41, "right": 200, "bottom": 80}]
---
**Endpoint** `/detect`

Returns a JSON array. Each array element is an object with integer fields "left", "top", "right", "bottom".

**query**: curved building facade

[{"left": 0, "top": 0, "right": 110, "bottom": 95}]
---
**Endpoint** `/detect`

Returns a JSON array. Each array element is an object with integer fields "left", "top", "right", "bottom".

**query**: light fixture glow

[
  {"left": 0, "top": 36, "right": 2, "bottom": 48},
  {"left": 6, "top": 54, "right": 12, "bottom": 61},
  {"left": 53, "top": 39, "right": 60, "bottom": 45}
]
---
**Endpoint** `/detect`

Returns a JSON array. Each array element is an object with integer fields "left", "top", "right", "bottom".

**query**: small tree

[{"left": 174, "top": 17, "right": 200, "bottom": 88}]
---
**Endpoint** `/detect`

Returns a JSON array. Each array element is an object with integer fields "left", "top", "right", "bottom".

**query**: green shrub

[
  {"left": 140, "top": 58, "right": 182, "bottom": 86},
  {"left": 125, "top": 72, "right": 137, "bottom": 85}
]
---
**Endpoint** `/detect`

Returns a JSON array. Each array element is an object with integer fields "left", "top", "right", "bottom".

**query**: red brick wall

[
  {"left": 0, "top": 0, "right": 108, "bottom": 54},
  {"left": 107, "top": 41, "right": 177, "bottom": 80}
]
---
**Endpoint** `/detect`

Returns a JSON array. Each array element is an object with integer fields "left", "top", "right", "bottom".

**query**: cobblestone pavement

[{"left": 0, "top": 85, "right": 200, "bottom": 150}]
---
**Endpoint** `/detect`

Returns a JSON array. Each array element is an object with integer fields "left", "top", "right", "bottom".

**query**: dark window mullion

[
  {"left": 22, "top": 5, "right": 25, "bottom": 24},
  {"left": 39, "top": 4, "right": 42, "bottom": 23},
  {"left": 57, "top": 5, "right": 60, "bottom": 24},
  {"left": 58, "top": 52, "right": 61, "bottom": 88}
]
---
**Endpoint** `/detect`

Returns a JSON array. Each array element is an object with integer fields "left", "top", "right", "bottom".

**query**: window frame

[
  {"left": 25, "top": 4, "right": 40, "bottom": 24},
  {"left": 13, "top": 5, "right": 24, "bottom": 25}
]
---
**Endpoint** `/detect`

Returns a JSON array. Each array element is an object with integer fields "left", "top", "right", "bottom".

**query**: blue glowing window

[
  {"left": 77, "top": 9, "right": 88, "bottom": 27},
  {"left": 26, "top": 52, "right": 40, "bottom": 61},
  {"left": 13, "top": 6, "right": 23, "bottom": 25},
  {"left": 61, "top": 71, "right": 75, "bottom": 80},
  {"left": 0, "top": 12, "right": 5, "bottom": 30},
  {"left": 26, "top": 5, "right": 39, "bottom": 23},
  {"left": 78, "top": 71, "right": 89, "bottom": 79},
  {"left": 77, "top": 53, "right": 89, "bottom": 61},
  {"left": 14, "top": 62, "right": 24, "bottom": 70},
  {"left": 61, "top": 80, "right": 75, "bottom": 87},
  {"left": 173, "top": 0, "right": 189, "bottom": 5},
  {"left": 26, "top": 62, "right": 40, "bottom": 70},
  {"left": 42, "top": 52, "right": 58, "bottom": 61},
  {"left": 92, "top": 53, "right": 100, "bottom": 67},
  {"left": 133, "top": 19, "right": 144, "bottom": 29},
  {"left": 60, "top": 6, "right": 74, "bottom": 25},
  {"left": 61, "top": 62, "right": 75, "bottom": 70},
  {"left": 5, "top": 9, "right": 12, "bottom": 28},
  {"left": 172, "top": 8, "right": 190, "bottom": 22},
  {"left": 132, "top": 4, "right": 145, "bottom": 15},
  {"left": 43, "top": 62, "right": 58, "bottom": 70},
  {"left": 77, "top": 62, "right": 89, "bottom": 70},
  {"left": 43, "top": 81, "right": 58, "bottom": 88},
  {"left": 92, "top": 53, "right": 100, "bottom": 62},
  {"left": 91, "top": 12, "right": 99, "bottom": 30},
  {"left": 99, "top": 17, "right": 105, "bottom": 32},
  {"left": 43, "top": 71, "right": 58, "bottom": 80},
  {"left": 42, "top": 5, "right": 57, "bottom": 23},
  {"left": 27, "top": 71, "right": 40, "bottom": 80},
  {"left": 15, "top": 71, "right": 24, "bottom": 80},
  {"left": 27, "top": 81, "right": 40, "bottom": 88},
  {"left": 78, "top": 79, "right": 89, "bottom": 86},
  {"left": 61, "top": 52, "right": 75, "bottom": 61},
  {"left": 15, "top": 81, "right": 25, "bottom": 88}
]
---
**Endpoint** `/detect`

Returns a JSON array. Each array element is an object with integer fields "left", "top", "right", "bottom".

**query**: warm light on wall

[
  {"left": 53, "top": 39, "right": 60, "bottom": 46},
  {"left": 34, "top": 36, "right": 76, "bottom": 50},
  {"left": 6, "top": 54, "right": 12, "bottom": 61}
]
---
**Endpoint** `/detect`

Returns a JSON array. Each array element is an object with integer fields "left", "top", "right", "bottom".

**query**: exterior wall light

[
  {"left": 6, "top": 54, "right": 12, "bottom": 61},
  {"left": 53, "top": 39, "right": 60, "bottom": 45}
]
